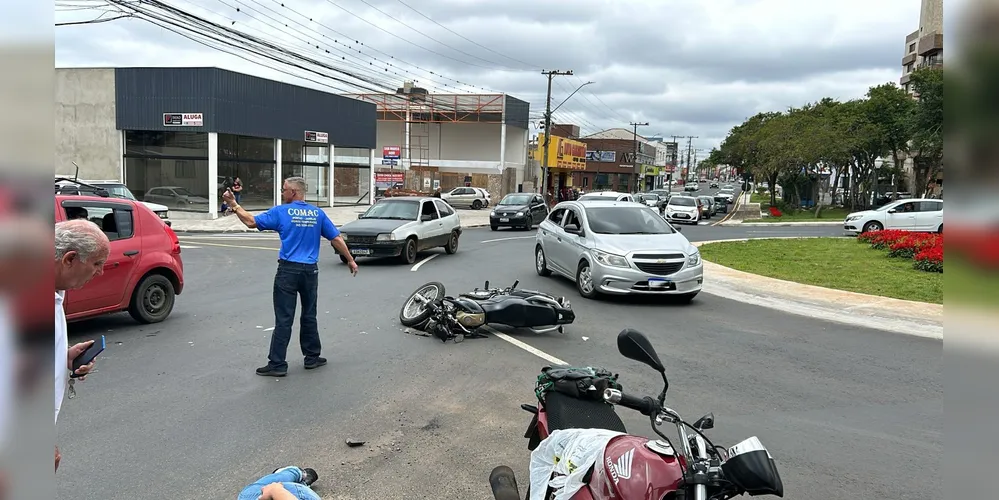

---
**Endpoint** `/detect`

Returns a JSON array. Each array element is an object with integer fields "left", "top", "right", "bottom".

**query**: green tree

[
  {"left": 865, "top": 83, "right": 916, "bottom": 197},
  {"left": 908, "top": 67, "right": 943, "bottom": 196}
]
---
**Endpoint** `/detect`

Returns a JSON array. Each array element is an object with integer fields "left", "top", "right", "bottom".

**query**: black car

[
  {"left": 490, "top": 193, "right": 548, "bottom": 231},
  {"left": 713, "top": 195, "right": 730, "bottom": 213}
]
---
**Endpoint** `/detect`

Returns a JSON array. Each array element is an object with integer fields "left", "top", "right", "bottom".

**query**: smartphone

[{"left": 71, "top": 335, "right": 105, "bottom": 377}]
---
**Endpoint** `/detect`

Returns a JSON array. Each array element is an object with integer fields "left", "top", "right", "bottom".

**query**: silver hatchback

[{"left": 534, "top": 200, "right": 703, "bottom": 302}]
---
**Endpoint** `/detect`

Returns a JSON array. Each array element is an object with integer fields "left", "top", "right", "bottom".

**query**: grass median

[{"left": 698, "top": 237, "right": 943, "bottom": 304}]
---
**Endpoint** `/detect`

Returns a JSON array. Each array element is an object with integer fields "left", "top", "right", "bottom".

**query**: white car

[
  {"left": 577, "top": 191, "right": 635, "bottom": 203},
  {"left": 664, "top": 195, "right": 701, "bottom": 225},
  {"left": 441, "top": 186, "right": 490, "bottom": 210},
  {"left": 338, "top": 196, "right": 462, "bottom": 265},
  {"left": 843, "top": 198, "right": 944, "bottom": 234}
]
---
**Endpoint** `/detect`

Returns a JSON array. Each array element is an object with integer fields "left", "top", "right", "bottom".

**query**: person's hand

[
  {"left": 67, "top": 340, "right": 94, "bottom": 380},
  {"left": 347, "top": 259, "right": 358, "bottom": 276},
  {"left": 55, "top": 445, "right": 61, "bottom": 472},
  {"left": 258, "top": 482, "right": 296, "bottom": 500},
  {"left": 221, "top": 188, "right": 236, "bottom": 205}
]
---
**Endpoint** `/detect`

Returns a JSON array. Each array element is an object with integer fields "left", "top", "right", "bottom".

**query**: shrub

[
  {"left": 888, "top": 233, "right": 942, "bottom": 259},
  {"left": 861, "top": 230, "right": 910, "bottom": 250},
  {"left": 914, "top": 245, "right": 943, "bottom": 273}
]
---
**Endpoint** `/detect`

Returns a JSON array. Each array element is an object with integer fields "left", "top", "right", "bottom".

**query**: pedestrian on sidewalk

[{"left": 222, "top": 176, "right": 358, "bottom": 377}]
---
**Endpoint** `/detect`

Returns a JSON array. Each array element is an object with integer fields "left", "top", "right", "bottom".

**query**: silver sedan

[{"left": 533, "top": 200, "right": 703, "bottom": 302}]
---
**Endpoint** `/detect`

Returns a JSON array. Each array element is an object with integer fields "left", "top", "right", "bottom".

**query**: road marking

[
  {"left": 179, "top": 245, "right": 201, "bottom": 249},
  {"left": 264, "top": 327, "right": 275, "bottom": 332},
  {"left": 482, "top": 325, "right": 568, "bottom": 365},
  {"left": 181, "top": 241, "right": 278, "bottom": 251},
  {"left": 480, "top": 235, "right": 536, "bottom": 244},
  {"left": 411, "top": 253, "right": 439, "bottom": 271}
]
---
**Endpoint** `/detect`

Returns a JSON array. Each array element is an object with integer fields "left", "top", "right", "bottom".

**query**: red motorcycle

[{"left": 489, "top": 329, "right": 784, "bottom": 500}]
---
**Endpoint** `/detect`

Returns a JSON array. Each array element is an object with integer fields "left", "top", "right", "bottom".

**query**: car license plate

[
  {"left": 648, "top": 278, "right": 674, "bottom": 289},
  {"left": 352, "top": 248, "right": 372, "bottom": 256},
  {"left": 499, "top": 217, "right": 510, "bottom": 222}
]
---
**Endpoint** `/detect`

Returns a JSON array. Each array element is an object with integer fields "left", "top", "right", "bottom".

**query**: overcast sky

[{"left": 54, "top": 0, "right": 954, "bottom": 150}]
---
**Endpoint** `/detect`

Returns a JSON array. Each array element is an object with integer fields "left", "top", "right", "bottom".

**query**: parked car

[
  {"left": 56, "top": 178, "right": 172, "bottom": 225},
  {"left": 144, "top": 186, "right": 210, "bottom": 211},
  {"left": 338, "top": 197, "right": 462, "bottom": 264},
  {"left": 664, "top": 195, "right": 701, "bottom": 225},
  {"left": 55, "top": 193, "right": 185, "bottom": 324},
  {"left": 843, "top": 198, "right": 944, "bottom": 234},
  {"left": 697, "top": 196, "right": 717, "bottom": 218},
  {"left": 441, "top": 186, "right": 490, "bottom": 210},
  {"left": 490, "top": 192, "right": 549, "bottom": 230},
  {"left": 577, "top": 191, "right": 635, "bottom": 203},
  {"left": 534, "top": 200, "right": 702, "bottom": 302}
]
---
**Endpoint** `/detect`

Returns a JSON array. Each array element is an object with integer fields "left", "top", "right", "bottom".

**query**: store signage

[
  {"left": 304, "top": 131, "right": 329, "bottom": 143},
  {"left": 163, "top": 113, "right": 203, "bottom": 127},
  {"left": 381, "top": 159, "right": 398, "bottom": 166},
  {"left": 383, "top": 146, "right": 401, "bottom": 159},
  {"left": 585, "top": 150, "right": 616, "bottom": 162},
  {"left": 374, "top": 172, "right": 405, "bottom": 184},
  {"left": 537, "top": 133, "right": 586, "bottom": 170}
]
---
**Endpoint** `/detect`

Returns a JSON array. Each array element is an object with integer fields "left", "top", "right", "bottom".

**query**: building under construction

[{"left": 349, "top": 82, "right": 531, "bottom": 200}]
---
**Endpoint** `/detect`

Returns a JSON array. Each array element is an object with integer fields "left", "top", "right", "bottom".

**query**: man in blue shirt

[{"left": 223, "top": 176, "right": 358, "bottom": 377}]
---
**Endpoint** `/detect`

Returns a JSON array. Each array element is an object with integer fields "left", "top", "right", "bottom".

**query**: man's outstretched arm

[{"left": 222, "top": 189, "right": 258, "bottom": 229}]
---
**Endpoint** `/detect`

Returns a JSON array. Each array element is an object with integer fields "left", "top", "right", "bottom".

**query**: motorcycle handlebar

[{"left": 603, "top": 388, "right": 659, "bottom": 416}]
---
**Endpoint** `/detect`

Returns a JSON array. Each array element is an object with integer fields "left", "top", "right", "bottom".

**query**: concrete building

[
  {"left": 348, "top": 84, "right": 531, "bottom": 200},
  {"left": 578, "top": 128, "right": 660, "bottom": 192},
  {"left": 644, "top": 137, "right": 679, "bottom": 185},
  {"left": 56, "top": 67, "right": 377, "bottom": 218},
  {"left": 900, "top": 0, "right": 943, "bottom": 94}
]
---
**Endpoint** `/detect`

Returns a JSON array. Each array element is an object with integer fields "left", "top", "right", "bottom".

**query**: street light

[{"left": 541, "top": 81, "right": 595, "bottom": 202}]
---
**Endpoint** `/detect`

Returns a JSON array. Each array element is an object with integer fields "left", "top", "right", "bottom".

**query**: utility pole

[
  {"left": 684, "top": 136, "right": 698, "bottom": 180},
  {"left": 630, "top": 121, "right": 649, "bottom": 191},
  {"left": 540, "top": 69, "right": 573, "bottom": 202}
]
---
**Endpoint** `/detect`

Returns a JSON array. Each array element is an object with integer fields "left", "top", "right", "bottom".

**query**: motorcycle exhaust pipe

[{"left": 489, "top": 465, "right": 521, "bottom": 500}]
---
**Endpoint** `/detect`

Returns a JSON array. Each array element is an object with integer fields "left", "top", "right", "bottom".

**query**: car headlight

[
  {"left": 490, "top": 211, "right": 496, "bottom": 216},
  {"left": 688, "top": 251, "right": 701, "bottom": 266},
  {"left": 341, "top": 234, "right": 349, "bottom": 242},
  {"left": 376, "top": 233, "right": 395, "bottom": 241},
  {"left": 593, "top": 249, "right": 630, "bottom": 268},
  {"left": 845, "top": 215, "right": 860, "bottom": 222},
  {"left": 516, "top": 211, "right": 524, "bottom": 217}
]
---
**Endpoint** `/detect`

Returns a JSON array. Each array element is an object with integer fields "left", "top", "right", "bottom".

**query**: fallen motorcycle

[
  {"left": 399, "top": 280, "right": 575, "bottom": 343},
  {"left": 490, "top": 328, "right": 784, "bottom": 500}
]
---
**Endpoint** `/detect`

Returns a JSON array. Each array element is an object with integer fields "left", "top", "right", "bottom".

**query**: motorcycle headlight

[
  {"left": 376, "top": 233, "right": 395, "bottom": 241},
  {"left": 456, "top": 311, "right": 486, "bottom": 328},
  {"left": 516, "top": 211, "right": 524, "bottom": 217},
  {"left": 593, "top": 249, "right": 630, "bottom": 268},
  {"left": 688, "top": 251, "right": 701, "bottom": 266}
]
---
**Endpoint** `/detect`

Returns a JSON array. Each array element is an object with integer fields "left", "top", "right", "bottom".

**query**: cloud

[{"left": 53, "top": 0, "right": 920, "bottom": 150}]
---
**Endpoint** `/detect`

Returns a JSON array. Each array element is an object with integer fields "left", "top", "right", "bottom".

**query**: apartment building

[{"left": 900, "top": 0, "right": 943, "bottom": 94}]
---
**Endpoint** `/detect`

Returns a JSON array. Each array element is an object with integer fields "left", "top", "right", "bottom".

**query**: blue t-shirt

[{"left": 253, "top": 201, "right": 340, "bottom": 264}]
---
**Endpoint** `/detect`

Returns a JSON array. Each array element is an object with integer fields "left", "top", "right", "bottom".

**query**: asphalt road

[{"left": 57, "top": 221, "right": 940, "bottom": 500}]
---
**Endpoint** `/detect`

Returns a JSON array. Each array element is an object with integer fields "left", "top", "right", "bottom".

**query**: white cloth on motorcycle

[{"left": 529, "top": 428, "right": 624, "bottom": 500}]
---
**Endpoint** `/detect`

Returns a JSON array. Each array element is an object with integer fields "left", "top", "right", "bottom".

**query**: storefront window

[
  {"left": 282, "top": 140, "right": 330, "bottom": 165},
  {"left": 125, "top": 131, "right": 209, "bottom": 158},
  {"left": 218, "top": 134, "right": 275, "bottom": 161},
  {"left": 218, "top": 161, "right": 276, "bottom": 210},
  {"left": 333, "top": 166, "right": 371, "bottom": 206},
  {"left": 124, "top": 157, "right": 210, "bottom": 212},
  {"left": 283, "top": 164, "right": 331, "bottom": 206},
  {"left": 334, "top": 147, "right": 370, "bottom": 166}
]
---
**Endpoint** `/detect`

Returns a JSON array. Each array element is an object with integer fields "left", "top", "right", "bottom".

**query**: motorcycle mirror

[
  {"left": 693, "top": 413, "right": 715, "bottom": 430},
  {"left": 616, "top": 329, "right": 666, "bottom": 373}
]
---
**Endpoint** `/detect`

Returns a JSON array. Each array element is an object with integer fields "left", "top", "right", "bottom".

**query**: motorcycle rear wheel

[{"left": 400, "top": 281, "right": 446, "bottom": 328}]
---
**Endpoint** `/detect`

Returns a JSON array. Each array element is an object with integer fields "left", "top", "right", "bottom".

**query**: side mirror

[
  {"left": 616, "top": 328, "right": 666, "bottom": 373},
  {"left": 421, "top": 214, "right": 433, "bottom": 222},
  {"left": 564, "top": 224, "right": 581, "bottom": 235},
  {"left": 357, "top": 213, "right": 364, "bottom": 219},
  {"left": 674, "top": 225, "right": 682, "bottom": 232},
  {"left": 887, "top": 209, "right": 897, "bottom": 214},
  {"left": 693, "top": 413, "right": 715, "bottom": 430}
]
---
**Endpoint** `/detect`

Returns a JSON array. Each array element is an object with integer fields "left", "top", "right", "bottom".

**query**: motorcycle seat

[{"left": 544, "top": 391, "right": 627, "bottom": 433}]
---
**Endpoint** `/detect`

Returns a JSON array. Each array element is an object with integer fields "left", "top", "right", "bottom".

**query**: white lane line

[
  {"left": 480, "top": 235, "right": 536, "bottom": 244},
  {"left": 264, "top": 327, "right": 275, "bottom": 332},
  {"left": 179, "top": 245, "right": 201, "bottom": 249},
  {"left": 411, "top": 253, "right": 439, "bottom": 272},
  {"left": 482, "top": 325, "right": 567, "bottom": 365}
]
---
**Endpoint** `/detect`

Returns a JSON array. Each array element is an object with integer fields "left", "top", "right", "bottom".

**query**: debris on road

[{"left": 345, "top": 439, "right": 366, "bottom": 447}]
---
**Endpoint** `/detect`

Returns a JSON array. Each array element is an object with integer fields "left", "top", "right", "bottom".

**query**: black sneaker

[
  {"left": 304, "top": 357, "right": 327, "bottom": 370},
  {"left": 256, "top": 365, "right": 287, "bottom": 377},
  {"left": 301, "top": 467, "right": 319, "bottom": 486}
]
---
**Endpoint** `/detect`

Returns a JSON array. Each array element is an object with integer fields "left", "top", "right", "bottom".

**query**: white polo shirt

[{"left": 55, "top": 291, "right": 68, "bottom": 425}]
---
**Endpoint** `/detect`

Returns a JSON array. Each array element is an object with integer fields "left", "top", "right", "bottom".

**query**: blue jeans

[
  {"left": 237, "top": 466, "right": 320, "bottom": 500},
  {"left": 268, "top": 260, "right": 322, "bottom": 371}
]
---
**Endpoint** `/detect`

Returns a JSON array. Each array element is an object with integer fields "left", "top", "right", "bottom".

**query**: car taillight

[{"left": 164, "top": 223, "right": 181, "bottom": 254}]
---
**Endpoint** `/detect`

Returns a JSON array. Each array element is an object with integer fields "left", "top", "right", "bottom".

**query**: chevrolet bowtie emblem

[{"left": 656, "top": 259, "right": 666, "bottom": 263}]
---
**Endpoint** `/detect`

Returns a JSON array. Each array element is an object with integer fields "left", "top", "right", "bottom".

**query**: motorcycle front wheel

[{"left": 399, "top": 281, "right": 446, "bottom": 328}]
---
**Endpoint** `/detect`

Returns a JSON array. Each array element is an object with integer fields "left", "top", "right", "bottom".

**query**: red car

[{"left": 54, "top": 194, "right": 185, "bottom": 323}]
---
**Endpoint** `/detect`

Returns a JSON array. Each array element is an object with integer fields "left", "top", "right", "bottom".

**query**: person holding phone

[
  {"left": 54, "top": 219, "right": 110, "bottom": 470},
  {"left": 222, "top": 176, "right": 357, "bottom": 377}
]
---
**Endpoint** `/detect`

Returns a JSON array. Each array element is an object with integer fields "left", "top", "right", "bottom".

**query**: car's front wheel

[
  {"left": 400, "top": 237, "right": 418, "bottom": 264},
  {"left": 575, "top": 261, "right": 599, "bottom": 299}
]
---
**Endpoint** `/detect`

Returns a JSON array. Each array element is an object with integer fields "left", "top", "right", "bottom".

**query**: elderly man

[
  {"left": 54, "top": 219, "right": 110, "bottom": 470},
  {"left": 223, "top": 176, "right": 357, "bottom": 377}
]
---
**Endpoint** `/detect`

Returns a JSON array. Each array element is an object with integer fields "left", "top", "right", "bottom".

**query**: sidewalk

[
  {"left": 168, "top": 205, "right": 493, "bottom": 232},
  {"left": 693, "top": 241, "right": 943, "bottom": 340}
]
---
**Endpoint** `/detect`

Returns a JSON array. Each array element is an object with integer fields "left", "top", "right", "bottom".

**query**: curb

[{"left": 694, "top": 237, "right": 943, "bottom": 339}]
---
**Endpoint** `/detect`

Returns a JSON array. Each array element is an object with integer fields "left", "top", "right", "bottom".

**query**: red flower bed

[
  {"left": 858, "top": 229, "right": 944, "bottom": 272},
  {"left": 769, "top": 206, "right": 783, "bottom": 217}
]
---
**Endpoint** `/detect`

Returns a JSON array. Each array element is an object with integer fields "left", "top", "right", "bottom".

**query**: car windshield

[
  {"left": 586, "top": 207, "right": 675, "bottom": 235},
  {"left": 499, "top": 194, "right": 533, "bottom": 205},
  {"left": 669, "top": 197, "right": 696, "bottom": 207},
  {"left": 360, "top": 200, "right": 419, "bottom": 220},
  {"left": 96, "top": 185, "right": 137, "bottom": 200},
  {"left": 642, "top": 194, "right": 659, "bottom": 200},
  {"left": 579, "top": 194, "right": 620, "bottom": 201}
]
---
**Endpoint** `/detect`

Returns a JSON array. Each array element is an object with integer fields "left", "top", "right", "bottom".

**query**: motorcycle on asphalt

[
  {"left": 489, "top": 328, "right": 784, "bottom": 500},
  {"left": 399, "top": 280, "right": 576, "bottom": 343}
]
